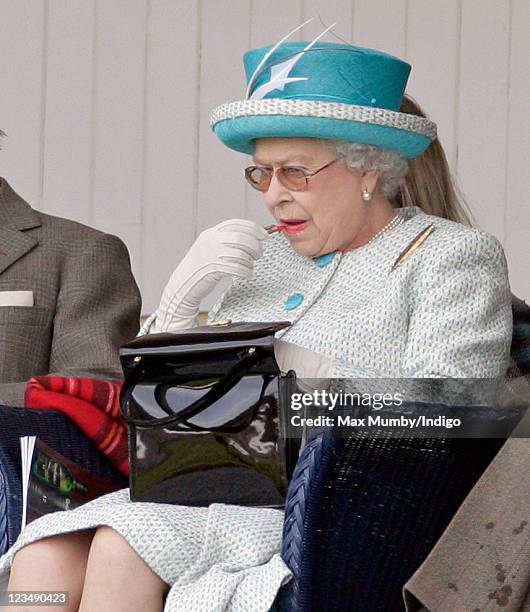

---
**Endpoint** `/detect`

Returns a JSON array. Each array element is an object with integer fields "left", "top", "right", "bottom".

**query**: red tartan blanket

[{"left": 25, "top": 376, "right": 128, "bottom": 476}]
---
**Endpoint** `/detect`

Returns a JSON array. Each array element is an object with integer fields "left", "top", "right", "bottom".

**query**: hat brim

[{"left": 213, "top": 114, "right": 431, "bottom": 159}]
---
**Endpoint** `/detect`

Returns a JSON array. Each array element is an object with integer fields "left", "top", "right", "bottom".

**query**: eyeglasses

[{"left": 244, "top": 158, "right": 340, "bottom": 192}]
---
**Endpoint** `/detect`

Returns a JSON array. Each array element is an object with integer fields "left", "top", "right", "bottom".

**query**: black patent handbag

[{"left": 119, "top": 321, "right": 299, "bottom": 507}]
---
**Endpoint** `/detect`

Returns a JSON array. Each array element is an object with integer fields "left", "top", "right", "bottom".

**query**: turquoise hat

[{"left": 210, "top": 37, "right": 436, "bottom": 159}]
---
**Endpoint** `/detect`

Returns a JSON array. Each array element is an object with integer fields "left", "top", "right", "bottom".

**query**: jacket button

[
  {"left": 314, "top": 252, "right": 336, "bottom": 268},
  {"left": 284, "top": 293, "right": 304, "bottom": 310}
]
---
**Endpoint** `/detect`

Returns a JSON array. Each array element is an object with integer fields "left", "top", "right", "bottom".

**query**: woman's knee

[
  {"left": 83, "top": 527, "right": 168, "bottom": 603},
  {"left": 87, "top": 526, "right": 138, "bottom": 564},
  {"left": 11, "top": 530, "right": 94, "bottom": 572}
]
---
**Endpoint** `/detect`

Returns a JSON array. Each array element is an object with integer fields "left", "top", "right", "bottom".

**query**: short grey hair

[{"left": 326, "top": 140, "right": 409, "bottom": 198}]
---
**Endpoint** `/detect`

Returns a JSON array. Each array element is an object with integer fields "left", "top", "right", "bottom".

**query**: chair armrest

[{"left": 278, "top": 434, "right": 342, "bottom": 612}]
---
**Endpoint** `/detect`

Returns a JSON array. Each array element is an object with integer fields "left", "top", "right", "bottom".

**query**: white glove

[{"left": 141, "top": 219, "right": 268, "bottom": 334}]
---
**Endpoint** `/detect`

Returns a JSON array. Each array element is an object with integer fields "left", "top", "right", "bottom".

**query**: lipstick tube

[{"left": 264, "top": 224, "right": 286, "bottom": 234}]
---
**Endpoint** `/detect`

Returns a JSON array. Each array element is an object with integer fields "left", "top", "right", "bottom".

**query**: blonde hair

[{"left": 394, "top": 95, "right": 473, "bottom": 225}]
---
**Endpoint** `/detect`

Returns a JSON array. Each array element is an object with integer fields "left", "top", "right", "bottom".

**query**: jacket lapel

[
  {"left": 0, "top": 227, "right": 38, "bottom": 275},
  {"left": 0, "top": 178, "right": 41, "bottom": 274}
]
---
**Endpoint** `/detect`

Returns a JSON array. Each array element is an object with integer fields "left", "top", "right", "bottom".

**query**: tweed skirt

[{"left": 0, "top": 488, "right": 290, "bottom": 612}]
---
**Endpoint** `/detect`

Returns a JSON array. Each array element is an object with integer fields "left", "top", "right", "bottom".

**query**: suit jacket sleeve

[
  {"left": 403, "top": 231, "right": 512, "bottom": 378},
  {"left": 403, "top": 438, "right": 530, "bottom": 612},
  {"left": 49, "top": 232, "right": 141, "bottom": 378}
]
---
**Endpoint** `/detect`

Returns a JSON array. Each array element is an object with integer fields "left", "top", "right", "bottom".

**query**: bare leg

[
  {"left": 79, "top": 526, "right": 168, "bottom": 612},
  {"left": 5, "top": 530, "right": 95, "bottom": 612}
]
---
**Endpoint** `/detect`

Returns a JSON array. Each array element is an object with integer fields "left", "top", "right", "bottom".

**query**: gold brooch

[{"left": 392, "top": 224, "right": 436, "bottom": 271}]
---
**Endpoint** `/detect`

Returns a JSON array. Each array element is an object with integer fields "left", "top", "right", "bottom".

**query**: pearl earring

[{"left": 362, "top": 189, "right": 372, "bottom": 202}]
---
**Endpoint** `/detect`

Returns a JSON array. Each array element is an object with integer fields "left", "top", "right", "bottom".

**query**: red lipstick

[{"left": 280, "top": 219, "right": 309, "bottom": 234}]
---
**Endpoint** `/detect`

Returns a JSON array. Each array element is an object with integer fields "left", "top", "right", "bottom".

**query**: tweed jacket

[
  {"left": 0, "top": 179, "right": 141, "bottom": 405},
  {"left": 209, "top": 208, "right": 528, "bottom": 610},
  {"left": 210, "top": 207, "right": 512, "bottom": 379}
]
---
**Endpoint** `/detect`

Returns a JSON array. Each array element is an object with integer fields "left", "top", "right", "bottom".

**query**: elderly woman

[{"left": 0, "top": 34, "right": 512, "bottom": 612}]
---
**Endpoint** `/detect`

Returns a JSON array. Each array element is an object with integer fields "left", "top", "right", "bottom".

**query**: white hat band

[{"left": 210, "top": 98, "right": 437, "bottom": 140}]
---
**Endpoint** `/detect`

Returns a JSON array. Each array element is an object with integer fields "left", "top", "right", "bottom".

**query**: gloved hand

[{"left": 141, "top": 219, "right": 268, "bottom": 334}]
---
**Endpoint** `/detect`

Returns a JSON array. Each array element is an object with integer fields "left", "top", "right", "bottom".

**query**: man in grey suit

[{"left": 0, "top": 176, "right": 141, "bottom": 405}]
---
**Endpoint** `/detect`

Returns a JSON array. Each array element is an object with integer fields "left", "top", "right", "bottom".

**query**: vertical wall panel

[
  {"left": 406, "top": 0, "right": 459, "bottom": 168},
  {"left": 141, "top": 0, "right": 199, "bottom": 313},
  {"left": 92, "top": 0, "right": 147, "bottom": 279},
  {"left": 353, "top": 0, "right": 407, "bottom": 57},
  {"left": 197, "top": 0, "right": 251, "bottom": 231},
  {"left": 196, "top": 0, "right": 252, "bottom": 309},
  {"left": 42, "top": 0, "right": 95, "bottom": 224},
  {"left": 457, "top": 0, "right": 510, "bottom": 238},
  {"left": 0, "top": 0, "right": 527, "bottom": 305},
  {"left": 504, "top": 0, "right": 530, "bottom": 300},
  {"left": 302, "top": 0, "right": 353, "bottom": 41},
  {"left": 250, "top": 0, "right": 303, "bottom": 48},
  {"left": 0, "top": 1, "right": 46, "bottom": 207}
]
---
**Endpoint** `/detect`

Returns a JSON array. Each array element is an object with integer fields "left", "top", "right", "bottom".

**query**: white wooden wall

[{"left": 0, "top": 0, "right": 528, "bottom": 312}]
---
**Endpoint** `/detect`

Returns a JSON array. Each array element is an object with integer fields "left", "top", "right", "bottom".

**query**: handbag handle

[
  {"left": 169, "top": 374, "right": 277, "bottom": 433},
  {"left": 120, "top": 348, "right": 260, "bottom": 428}
]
